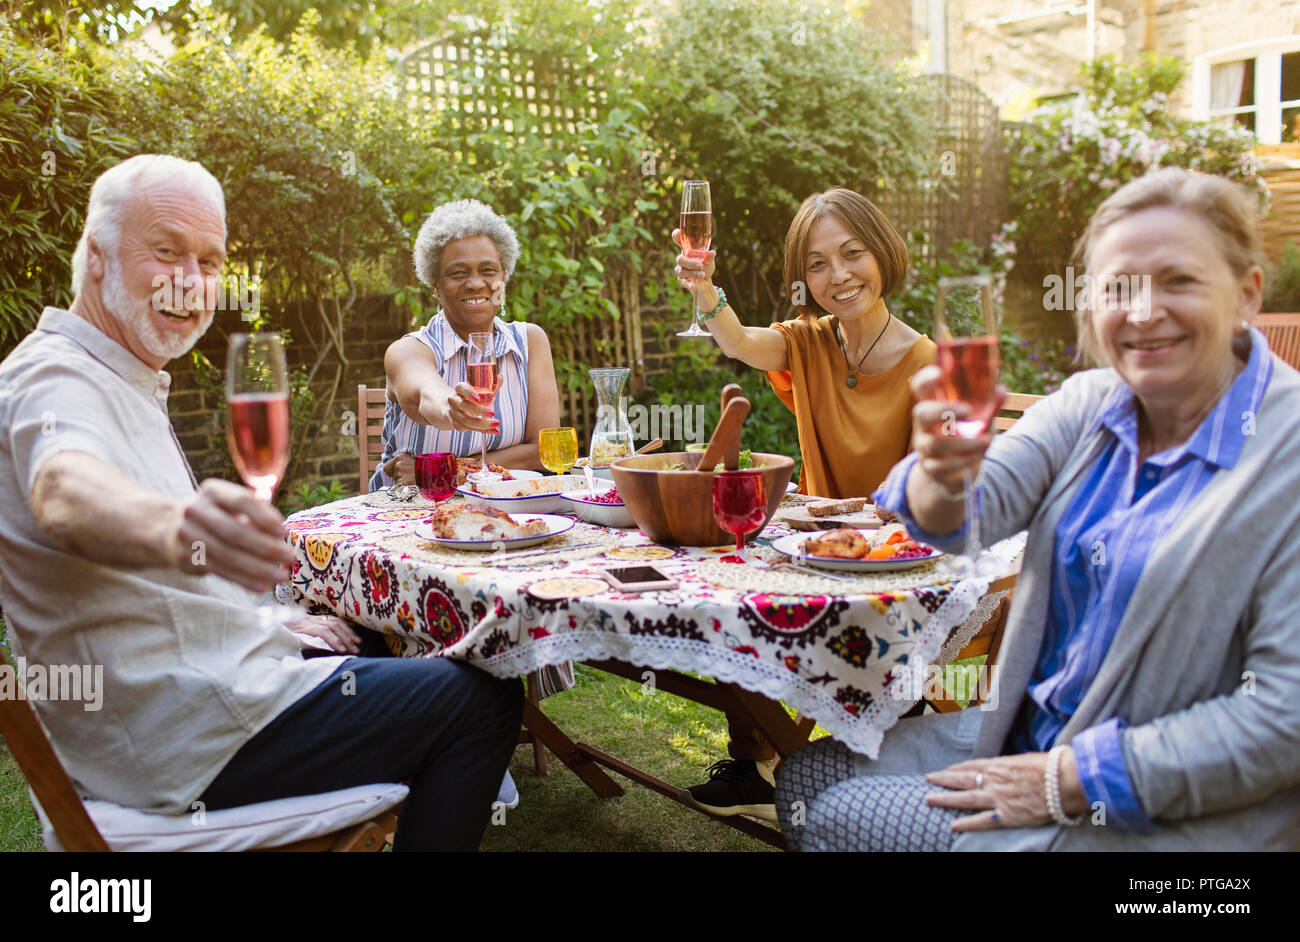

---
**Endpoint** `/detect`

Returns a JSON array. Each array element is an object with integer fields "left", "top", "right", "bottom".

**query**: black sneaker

[{"left": 678, "top": 759, "right": 777, "bottom": 822}]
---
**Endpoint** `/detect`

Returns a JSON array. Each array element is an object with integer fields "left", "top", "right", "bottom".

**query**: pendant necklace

[{"left": 836, "top": 314, "right": 891, "bottom": 388}]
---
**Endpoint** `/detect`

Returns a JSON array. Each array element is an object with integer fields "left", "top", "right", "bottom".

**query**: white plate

[
  {"left": 458, "top": 475, "right": 587, "bottom": 514},
  {"left": 415, "top": 513, "right": 575, "bottom": 551},
  {"left": 769, "top": 531, "right": 944, "bottom": 572},
  {"left": 508, "top": 469, "right": 543, "bottom": 480}
]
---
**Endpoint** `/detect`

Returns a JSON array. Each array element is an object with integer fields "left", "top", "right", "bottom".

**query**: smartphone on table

[{"left": 598, "top": 565, "right": 678, "bottom": 593}]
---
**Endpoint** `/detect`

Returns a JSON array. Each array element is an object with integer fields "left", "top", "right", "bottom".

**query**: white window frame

[{"left": 1193, "top": 37, "right": 1300, "bottom": 144}]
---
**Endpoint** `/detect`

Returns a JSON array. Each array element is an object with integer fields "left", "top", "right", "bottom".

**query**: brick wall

[{"left": 169, "top": 294, "right": 407, "bottom": 497}]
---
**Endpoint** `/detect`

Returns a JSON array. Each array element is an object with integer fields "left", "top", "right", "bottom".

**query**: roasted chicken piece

[{"left": 802, "top": 529, "right": 869, "bottom": 559}]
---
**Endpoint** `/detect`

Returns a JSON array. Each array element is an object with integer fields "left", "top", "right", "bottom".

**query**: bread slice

[
  {"left": 807, "top": 497, "right": 868, "bottom": 517},
  {"left": 431, "top": 503, "right": 549, "bottom": 541}
]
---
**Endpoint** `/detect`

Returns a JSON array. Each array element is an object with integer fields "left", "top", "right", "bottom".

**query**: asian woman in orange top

[
  {"left": 675, "top": 187, "right": 935, "bottom": 499},
  {"left": 670, "top": 187, "right": 936, "bottom": 820}
]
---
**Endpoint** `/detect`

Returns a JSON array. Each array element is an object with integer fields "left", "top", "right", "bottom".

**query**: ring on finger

[
  {"left": 990, "top": 810, "right": 1001, "bottom": 825},
  {"left": 975, "top": 772, "right": 985, "bottom": 790}
]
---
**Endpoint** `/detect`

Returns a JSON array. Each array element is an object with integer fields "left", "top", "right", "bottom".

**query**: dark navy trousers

[{"left": 200, "top": 656, "right": 523, "bottom": 851}]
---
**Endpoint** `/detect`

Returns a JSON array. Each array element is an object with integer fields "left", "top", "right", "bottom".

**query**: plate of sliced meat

[
  {"left": 769, "top": 524, "right": 942, "bottom": 572},
  {"left": 416, "top": 504, "right": 575, "bottom": 550}
]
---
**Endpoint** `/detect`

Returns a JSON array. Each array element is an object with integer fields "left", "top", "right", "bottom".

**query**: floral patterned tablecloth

[{"left": 284, "top": 495, "right": 1022, "bottom": 757}]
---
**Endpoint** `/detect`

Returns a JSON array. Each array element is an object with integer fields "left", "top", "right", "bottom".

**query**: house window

[{"left": 1196, "top": 39, "right": 1300, "bottom": 144}]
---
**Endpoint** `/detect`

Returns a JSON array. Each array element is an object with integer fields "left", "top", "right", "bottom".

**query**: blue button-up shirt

[{"left": 874, "top": 330, "right": 1272, "bottom": 830}]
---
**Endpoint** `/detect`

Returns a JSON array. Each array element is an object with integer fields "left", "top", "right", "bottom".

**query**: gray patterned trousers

[{"left": 776, "top": 736, "right": 968, "bottom": 852}]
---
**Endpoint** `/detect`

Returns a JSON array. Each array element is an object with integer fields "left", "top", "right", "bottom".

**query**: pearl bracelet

[{"left": 1045, "top": 745, "right": 1085, "bottom": 827}]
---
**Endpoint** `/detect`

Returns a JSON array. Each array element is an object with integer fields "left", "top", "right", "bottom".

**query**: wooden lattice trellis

[{"left": 879, "top": 74, "right": 1009, "bottom": 261}]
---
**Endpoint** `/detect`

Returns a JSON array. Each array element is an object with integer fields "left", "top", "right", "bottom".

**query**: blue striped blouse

[
  {"left": 875, "top": 328, "right": 1273, "bottom": 830},
  {"left": 369, "top": 313, "right": 531, "bottom": 492}
]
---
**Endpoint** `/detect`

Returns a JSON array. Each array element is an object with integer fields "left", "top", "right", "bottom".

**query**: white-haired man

[{"left": 0, "top": 154, "right": 522, "bottom": 851}]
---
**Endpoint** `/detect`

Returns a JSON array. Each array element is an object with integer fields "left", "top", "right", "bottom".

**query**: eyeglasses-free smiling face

[
  {"left": 436, "top": 235, "right": 505, "bottom": 338},
  {"left": 1087, "top": 206, "right": 1261, "bottom": 413},
  {"left": 100, "top": 182, "right": 226, "bottom": 367},
  {"left": 802, "top": 213, "right": 884, "bottom": 323}
]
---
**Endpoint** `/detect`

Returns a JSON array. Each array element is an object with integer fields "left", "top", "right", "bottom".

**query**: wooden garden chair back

[
  {"left": 357, "top": 383, "right": 389, "bottom": 493},
  {"left": 993, "top": 392, "right": 1044, "bottom": 431},
  {"left": 1256, "top": 313, "right": 1300, "bottom": 371},
  {"left": 0, "top": 645, "right": 398, "bottom": 852}
]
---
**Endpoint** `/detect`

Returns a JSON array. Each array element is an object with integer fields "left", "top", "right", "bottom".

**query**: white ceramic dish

[
  {"left": 457, "top": 475, "right": 587, "bottom": 514},
  {"left": 507, "top": 469, "right": 543, "bottom": 480},
  {"left": 415, "top": 513, "right": 574, "bottom": 551},
  {"left": 560, "top": 487, "right": 637, "bottom": 528},
  {"left": 769, "top": 531, "right": 943, "bottom": 573}
]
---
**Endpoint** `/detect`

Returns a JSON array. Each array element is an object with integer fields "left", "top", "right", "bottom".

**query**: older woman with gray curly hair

[{"left": 371, "top": 199, "right": 560, "bottom": 489}]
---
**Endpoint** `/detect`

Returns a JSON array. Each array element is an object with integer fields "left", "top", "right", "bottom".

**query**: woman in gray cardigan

[{"left": 776, "top": 167, "right": 1300, "bottom": 851}]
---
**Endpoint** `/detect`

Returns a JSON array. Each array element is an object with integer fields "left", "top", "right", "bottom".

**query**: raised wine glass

[
  {"left": 466, "top": 331, "right": 501, "bottom": 485},
  {"left": 712, "top": 470, "right": 767, "bottom": 559},
  {"left": 539, "top": 427, "right": 579, "bottom": 475},
  {"left": 415, "top": 452, "right": 458, "bottom": 503},
  {"left": 934, "top": 275, "right": 1000, "bottom": 577},
  {"left": 225, "top": 333, "right": 290, "bottom": 502},
  {"left": 677, "top": 179, "right": 713, "bottom": 337}
]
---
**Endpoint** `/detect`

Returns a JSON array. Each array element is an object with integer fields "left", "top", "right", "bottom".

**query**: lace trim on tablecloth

[
  {"left": 374, "top": 524, "right": 628, "bottom": 568},
  {"left": 934, "top": 590, "right": 1008, "bottom": 666},
  {"left": 464, "top": 534, "right": 1024, "bottom": 758}
]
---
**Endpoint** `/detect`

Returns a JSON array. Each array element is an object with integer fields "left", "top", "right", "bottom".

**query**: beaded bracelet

[
  {"left": 1045, "top": 745, "right": 1085, "bottom": 827},
  {"left": 699, "top": 286, "right": 728, "bottom": 322}
]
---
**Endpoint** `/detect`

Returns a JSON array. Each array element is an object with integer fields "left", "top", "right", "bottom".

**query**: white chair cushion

[{"left": 34, "top": 783, "right": 407, "bottom": 852}]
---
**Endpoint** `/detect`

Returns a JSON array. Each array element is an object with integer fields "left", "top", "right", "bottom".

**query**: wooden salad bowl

[{"left": 610, "top": 451, "right": 795, "bottom": 547}]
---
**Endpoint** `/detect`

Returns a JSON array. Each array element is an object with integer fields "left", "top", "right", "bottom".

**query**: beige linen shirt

[{"left": 0, "top": 308, "right": 340, "bottom": 813}]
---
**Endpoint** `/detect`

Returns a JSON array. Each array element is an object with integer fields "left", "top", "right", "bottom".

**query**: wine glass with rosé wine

[
  {"left": 933, "top": 275, "right": 1000, "bottom": 576},
  {"left": 225, "top": 333, "right": 290, "bottom": 503},
  {"left": 677, "top": 179, "right": 713, "bottom": 337},
  {"left": 712, "top": 470, "right": 767, "bottom": 561},
  {"left": 466, "top": 331, "right": 501, "bottom": 486}
]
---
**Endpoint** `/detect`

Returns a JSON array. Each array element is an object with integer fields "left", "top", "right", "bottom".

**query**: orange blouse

[{"left": 766, "top": 315, "right": 936, "bottom": 499}]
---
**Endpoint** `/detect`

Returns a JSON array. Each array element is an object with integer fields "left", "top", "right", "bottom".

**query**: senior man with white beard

[{"left": 0, "top": 154, "right": 523, "bottom": 851}]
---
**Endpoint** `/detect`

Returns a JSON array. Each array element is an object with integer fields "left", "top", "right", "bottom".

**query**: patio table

[{"left": 281, "top": 491, "right": 1022, "bottom": 844}]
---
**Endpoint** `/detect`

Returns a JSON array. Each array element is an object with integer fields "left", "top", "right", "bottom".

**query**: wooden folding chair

[
  {"left": 0, "top": 646, "right": 398, "bottom": 852},
  {"left": 357, "top": 383, "right": 389, "bottom": 494},
  {"left": 926, "top": 391, "right": 1037, "bottom": 712},
  {"left": 1256, "top": 313, "right": 1300, "bottom": 370}
]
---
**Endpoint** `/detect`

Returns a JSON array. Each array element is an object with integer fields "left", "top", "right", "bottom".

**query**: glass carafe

[{"left": 588, "top": 367, "right": 634, "bottom": 468}]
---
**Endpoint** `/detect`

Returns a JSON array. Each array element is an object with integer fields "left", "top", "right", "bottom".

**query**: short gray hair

[
  {"left": 413, "top": 199, "right": 520, "bottom": 288},
  {"left": 71, "top": 154, "right": 227, "bottom": 294}
]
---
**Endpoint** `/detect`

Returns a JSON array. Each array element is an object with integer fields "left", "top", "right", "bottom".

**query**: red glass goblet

[
  {"left": 415, "top": 452, "right": 458, "bottom": 502},
  {"left": 712, "top": 470, "right": 767, "bottom": 553}
]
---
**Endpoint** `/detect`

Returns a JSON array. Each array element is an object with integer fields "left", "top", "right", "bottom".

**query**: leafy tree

[
  {"left": 1008, "top": 54, "right": 1263, "bottom": 287},
  {"left": 0, "top": 24, "right": 133, "bottom": 348}
]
